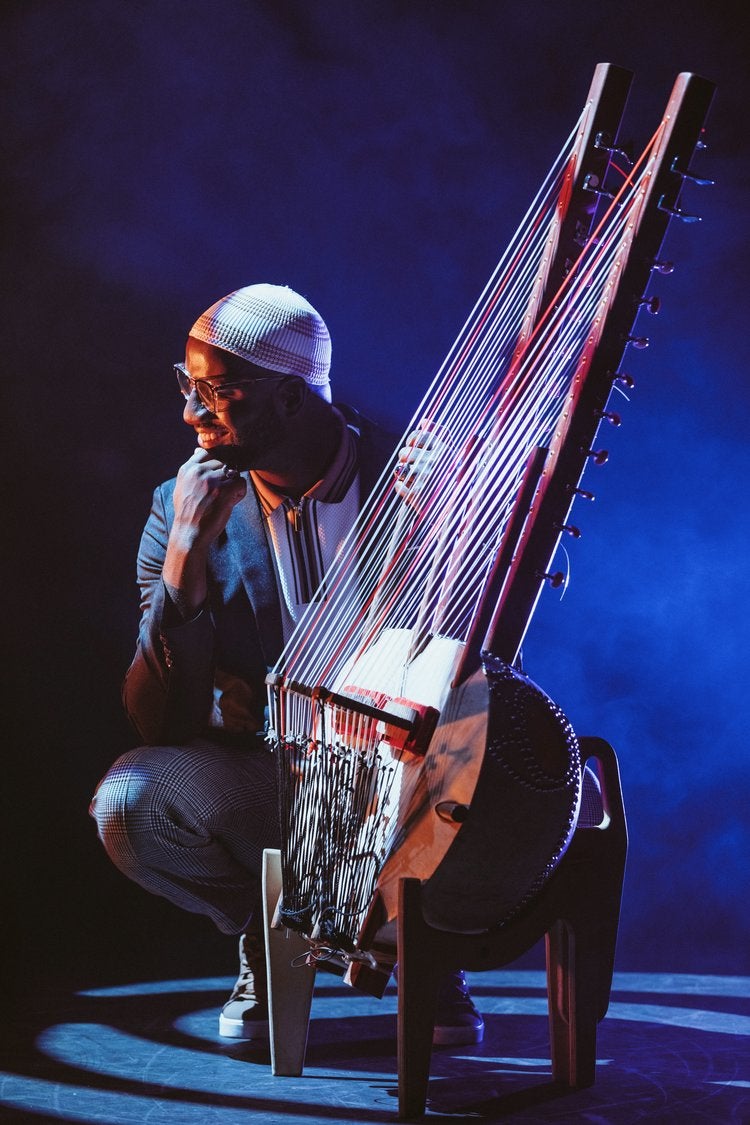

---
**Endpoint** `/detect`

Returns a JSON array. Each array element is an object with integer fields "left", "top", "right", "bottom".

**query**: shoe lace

[
  {"left": 229, "top": 933, "right": 266, "bottom": 1002},
  {"left": 436, "top": 971, "right": 479, "bottom": 1017}
]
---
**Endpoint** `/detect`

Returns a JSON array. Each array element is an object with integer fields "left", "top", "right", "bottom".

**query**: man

[{"left": 91, "top": 283, "right": 483, "bottom": 1046}]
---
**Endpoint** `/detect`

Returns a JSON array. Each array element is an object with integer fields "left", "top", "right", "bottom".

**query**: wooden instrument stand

[{"left": 262, "top": 736, "right": 627, "bottom": 1118}]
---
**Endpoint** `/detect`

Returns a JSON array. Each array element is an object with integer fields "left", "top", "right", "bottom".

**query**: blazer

[{"left": 122, "top": 407, "right": 396, "bottom": 745}]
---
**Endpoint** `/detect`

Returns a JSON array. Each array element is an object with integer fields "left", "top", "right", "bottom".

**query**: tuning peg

[
  {"left": 639, "top": 295, "right": 661, "bottom": 315},
  {"left": 626, "top": 335, "right": 650, "bottom": 349},
  {"left": 583, "top": 173, "right": 615, "bottom": 200},
  {"left": 583, "top": 447, "right": 609, "bottom": 465},
  {"left": 570, "top": 486, "right": 595, "bottom": 501},
  {"left": 670, "top": 156, "right": 715, "bottom": 186},
  {"left": 555, "top": 523, "right": 582, "bottom": 538},
  {"left": 658, "top": 196, "right": 702, "bottom": 223},
  {"left": 594, "top": 132, "right": 634, "bottom": 166},
  {"left": 613, "top": 371, "right": 635, "bottom": 388},
  {"left": 651, "top": 260, "right": 675, "bottom": 275},
  {"left": 538, "top": 570, "right": 566, "bottom": 589},
  {"left": 599, "top": 410, "right": 622, "bottom": 426}
]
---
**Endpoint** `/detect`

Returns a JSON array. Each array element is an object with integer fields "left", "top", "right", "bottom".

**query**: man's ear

[{"left": 275, "top": 375, "right": 308, "bottom": 415}]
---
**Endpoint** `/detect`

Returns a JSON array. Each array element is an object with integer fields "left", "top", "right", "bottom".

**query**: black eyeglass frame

[{"left": 174, "top": 362, "right": 284, "bottom": 414}]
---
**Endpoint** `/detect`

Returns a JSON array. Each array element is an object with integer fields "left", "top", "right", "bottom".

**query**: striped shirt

[{"left": 251, "top": 409, "right": 361, "bottom": 642}]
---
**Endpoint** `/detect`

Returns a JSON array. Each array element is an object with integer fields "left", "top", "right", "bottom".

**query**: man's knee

[{"left": 90, "top": 744, "right": 180, "bottom": 866}]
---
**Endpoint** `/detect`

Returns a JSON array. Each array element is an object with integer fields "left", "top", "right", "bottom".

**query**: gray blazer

[{"left": 123, "top": 407, "right": 396, "bottom": 745}]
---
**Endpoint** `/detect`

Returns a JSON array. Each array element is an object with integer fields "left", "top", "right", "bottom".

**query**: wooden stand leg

[
  {"left": 545, "top": 739, "right": 627, "bottom": 1089},
  {"left": 262, "top": 848, "right": 317, "bottom": 1077},
  {"left": 397, "top": 878, "right": 444, "bottom": 1120},
  {"left": 546, "top": 920, "right": 598, "bottom": 1088}
]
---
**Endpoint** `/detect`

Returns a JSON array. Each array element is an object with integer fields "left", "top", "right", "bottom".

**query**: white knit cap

[{"left": 189, "top": 284, "right": 332, "bottom": 401}]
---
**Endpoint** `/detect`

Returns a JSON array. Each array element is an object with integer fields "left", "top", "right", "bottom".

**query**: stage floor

[{"left": 1, "top": 969, "right": 748, "bottom": 1123}]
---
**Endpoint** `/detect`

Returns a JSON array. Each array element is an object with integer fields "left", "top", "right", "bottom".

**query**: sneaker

[
  {"left": 218, "top": 932, "right": 269, "bottom": 1040},
  {"left": 433, "top": 970, "right": 484, "bottom": 1046}
]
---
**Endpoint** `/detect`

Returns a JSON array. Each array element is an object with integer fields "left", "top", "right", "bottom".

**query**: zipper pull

[{"left": 289, "top": 499, "right": 303, "bottom": 532}]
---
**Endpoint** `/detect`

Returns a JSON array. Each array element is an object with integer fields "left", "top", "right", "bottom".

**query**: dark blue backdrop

[{"left": 4, "top": 0, "right": 748, "bottom": 985}]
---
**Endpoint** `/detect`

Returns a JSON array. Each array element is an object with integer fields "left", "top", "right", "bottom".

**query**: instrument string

[
  {"left": 290, "top": 181, "right": 635, "bottom": 683},
  {"left": 363, "top": 113, "right": 660, "bottom": 671},
  {"left": 283, "top": 219, "right": 567, "bottom": 681},
  {"left": 270, "top": 98, "right": 677, "bottom": 952},
  {"left": 276, "top": 683, "right": 421, "bottom": 944},
  {"left": 273, "top": 123, "right": 580, "bottom": 678},
  {"left": 310, "top": 107, "right": 670, "bottom": 684},
  {"left": 425, "top": 123, "right": 668, "bottom": 640},
  {"left": 278, "top": 125, "right": 661, "bottom": 675}
]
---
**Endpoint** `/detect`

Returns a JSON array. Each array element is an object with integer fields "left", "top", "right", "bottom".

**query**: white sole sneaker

[{"left": 218, "top": 1012, "right": 270, "bottom": 1040}]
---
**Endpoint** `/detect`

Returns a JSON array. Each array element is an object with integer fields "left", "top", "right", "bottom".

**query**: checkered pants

[
  {"left": 90, "top": 738, "right": 281, "bottom": 934},
  {"left": 91, "top": 740, "right": 603, "bottom": 937}
]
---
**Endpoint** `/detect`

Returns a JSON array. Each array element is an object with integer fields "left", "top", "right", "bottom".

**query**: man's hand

[
  {"left": 393, "top": 422, "right": 451, "bottom": 513},
  {"left": 163, "top": 447, "right": 247, "bottom": 616},
  {"left": 171, "top": 447, "right": 247, "bottom": 546}
]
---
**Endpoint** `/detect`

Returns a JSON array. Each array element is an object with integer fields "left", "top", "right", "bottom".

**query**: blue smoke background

[{"left": 4, "top": 0, "right": 748, "bottom": 985}]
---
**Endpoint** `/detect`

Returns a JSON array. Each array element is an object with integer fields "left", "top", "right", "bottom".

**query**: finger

[
  {"left": 393, "top": 466, "right": 416, "bottom": 487},
  {"left": 217, "top": 470, "right": 246, "bottom": 503},
  {"left": 398, "top": 443, "right": 429, "bottom": 463},
  {"left": 180, "top": 449, "right": 225, "bottom": 480},
  {"left": 229, "top": 479, "right": 247, "bottom": 504},
  {"left": 416, "top": 417, "right": 450, "bottom": 439},
  {"left": 403, "top": 430, "right": 434, "bottom": 450},
  {"left": 405, "top": 433, "right": 446, "bottom": 457},
  {"left": 394, "top": 479, "right": 420, "bottom": 510},
  {"left": 212, "top": 474, "right": 246, "bottom": 506},
  {"left": 189, "top": 445, "right": 219, "bottom": 464}
]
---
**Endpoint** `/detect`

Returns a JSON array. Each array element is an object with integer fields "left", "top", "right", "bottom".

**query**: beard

[
  {"left": 203, "top": 405, "right": 285, "bottom": 473},
  {"left": 210, "top": 442, "right": 255, "bottom": 472}
]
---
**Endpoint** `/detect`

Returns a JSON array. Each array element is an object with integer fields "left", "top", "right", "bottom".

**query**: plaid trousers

[
  {"left": 90, "top": 738, "right": 280, "bottom": 934},
  {"left": 91, "top": 736, "right": 603, "bottom": 936}
]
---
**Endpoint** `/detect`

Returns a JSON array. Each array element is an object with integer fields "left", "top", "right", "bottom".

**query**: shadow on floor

[{"left": 1, "top": 970, "right": 748, "bottom": 1123}]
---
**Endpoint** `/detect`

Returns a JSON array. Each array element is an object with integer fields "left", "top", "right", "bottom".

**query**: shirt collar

[{"left": 250, "top": 407, "right": 360, "bottom": 515}]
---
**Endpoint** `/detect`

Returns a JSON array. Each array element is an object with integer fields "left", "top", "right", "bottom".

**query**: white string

[
  {"left": 286, "top": 137, "right": 659, "bottom": 690},
  {"left": 278, "top": 166, "right": 576, "bottom": 681},
  {"left": 270, "top": 107, "right": 670, "bottom": 949}
]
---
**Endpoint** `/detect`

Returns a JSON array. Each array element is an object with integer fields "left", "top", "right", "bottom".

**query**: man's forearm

[
  {"left": 123, "top": 485, "right": 217, "bottom": 744},
  {"left": 162, "top": 530, "right": 210, "bottom": 620}
]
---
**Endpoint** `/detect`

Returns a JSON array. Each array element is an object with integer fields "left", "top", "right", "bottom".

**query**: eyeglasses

[{"left": 174, "top": 363, "right": 282, "bottom": 414}]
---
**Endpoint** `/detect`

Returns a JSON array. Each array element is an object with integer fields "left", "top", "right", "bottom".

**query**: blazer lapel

[{"left": 220, "top": 484, "right": 284, "bottom": 666}]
